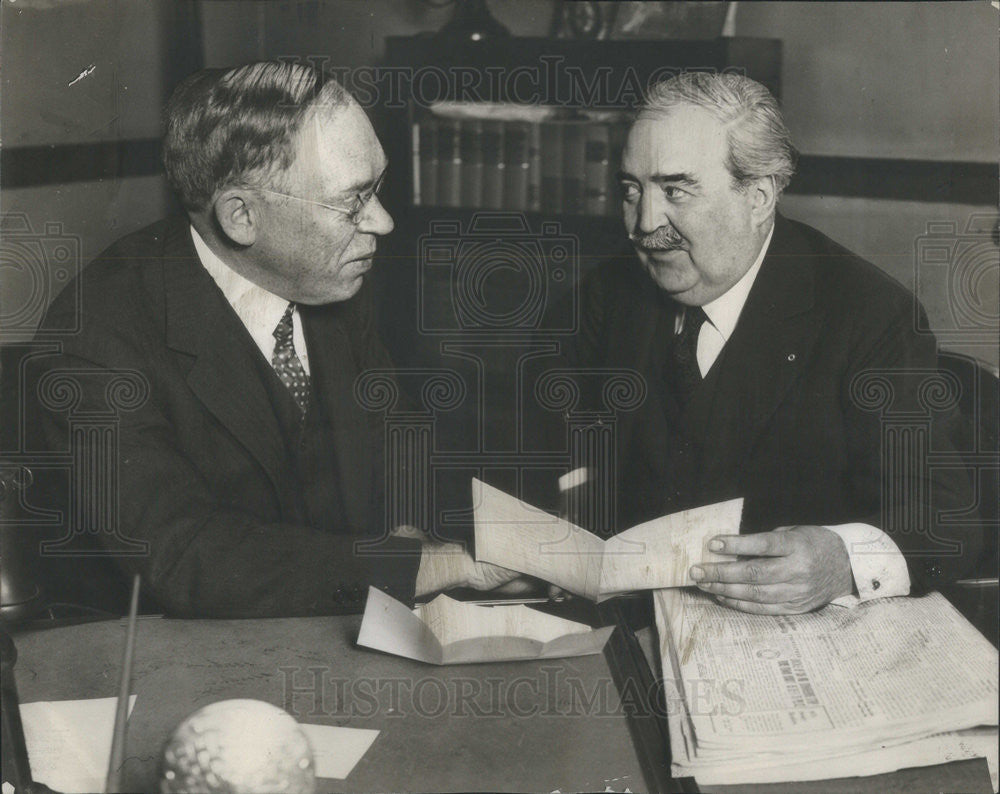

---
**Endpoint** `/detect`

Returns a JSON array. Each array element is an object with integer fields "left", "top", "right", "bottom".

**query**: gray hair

[
  {"left": 162, "top": 61, "right": 352, "bottom": 212},
  {"left": 641, "top": 72, "right": 797, "bottom": 194}
]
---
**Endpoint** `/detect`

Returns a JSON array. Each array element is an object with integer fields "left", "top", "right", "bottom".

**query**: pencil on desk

[{"left": 105, "top": 573, "right": 140, "bottom": 794}]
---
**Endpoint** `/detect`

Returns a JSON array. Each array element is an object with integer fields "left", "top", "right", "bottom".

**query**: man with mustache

[
  {"left": 19, "top": 62, "right": 519, "bottom": 617},
  {"left": 565, "top": 72, "right": 981, "bottom": 613}
]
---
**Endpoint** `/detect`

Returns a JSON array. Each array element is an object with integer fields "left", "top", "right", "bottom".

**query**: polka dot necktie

[
  {"left": 667, "top": 304, "right": 708, "bottom": 407},
  {"left": 272, "top": 303, "right": 311, "bottom": 415}
]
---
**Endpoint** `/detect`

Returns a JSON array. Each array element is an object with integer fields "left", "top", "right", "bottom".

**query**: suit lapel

[
  {"left": 698, "top": 216, "right": 826, "bottom": 488},
  {"left": 160, "top": 222, "right": 291, "bottom": 505},
  {"left": 300, "top": 304, "right": 373, "bottom": 533}
]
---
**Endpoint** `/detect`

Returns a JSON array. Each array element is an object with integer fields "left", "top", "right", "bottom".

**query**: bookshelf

[
  {"left": 412, "top": 107, "right": 630, "bottom": 218},
  {"left": 381, "top": 35, "right": 781, "bottom": 220}
]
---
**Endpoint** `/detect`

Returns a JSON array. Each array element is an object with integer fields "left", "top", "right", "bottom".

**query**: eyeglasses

[{"left": 257, "top": 171, "right": 386, "bottom": 225}]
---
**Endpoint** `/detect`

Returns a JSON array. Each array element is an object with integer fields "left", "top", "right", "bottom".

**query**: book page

[
  {"left": 473, "top": 478, "right": 605, "bottom": 599},
  {"left": 416, "top": 594, "right": 592, "bottom": 646},
  {"left": 357, "top": 585, "right": 443, "bottom": 665},
  {"left": 600, "top": 498, "right": 742, "bottom": 594},
  {"left": 357, "top": 587, "right": 612, "bottom": 665}
]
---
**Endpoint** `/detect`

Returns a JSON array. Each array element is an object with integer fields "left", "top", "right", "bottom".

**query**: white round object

[{"left": 161, "top": 699, "right": 315, "bottom": 794}]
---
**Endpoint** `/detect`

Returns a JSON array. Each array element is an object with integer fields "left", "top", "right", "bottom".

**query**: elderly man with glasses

[{"left": 22, "top": 61, "right": 520, "bottom": 617}]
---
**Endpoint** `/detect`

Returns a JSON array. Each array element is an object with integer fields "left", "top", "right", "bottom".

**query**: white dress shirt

[
  {"left": 678, "top": 224, "right": 772, "bottom": 377},
  {"left": 190, "top": 225, "right": 310, "bottom": 374}
]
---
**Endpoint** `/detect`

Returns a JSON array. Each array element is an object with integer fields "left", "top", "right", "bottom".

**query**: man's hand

[
  {"left": 466, "top": 559, "right": 534, "bottom": 593},
  {"left": 412, "top": 534, "right": 527, "bottom": 596},
  {"left": 689, "top": 526, "right": 854, "bottom": 614}
]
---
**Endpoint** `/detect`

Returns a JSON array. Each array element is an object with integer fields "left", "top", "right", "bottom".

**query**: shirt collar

[
  {"left": 189, "top": 225, "right": 290, "bottom": 360},
  {"left": 700, "top": 221, "right": 775, "bottom": 342}
]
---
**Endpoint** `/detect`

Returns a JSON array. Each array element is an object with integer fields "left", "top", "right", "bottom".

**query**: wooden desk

[
  {"left": 9, "top": 584, "right": 997, "bottom": 794},
  {"left": 11, "top": 612, "right": 647, "bottom": 793}
]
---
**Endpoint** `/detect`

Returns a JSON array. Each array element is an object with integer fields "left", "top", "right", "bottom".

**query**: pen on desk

[
  {"left": 105, "top": 573, "right": 140, "bottom": 794},
  {"left": 464, "top": 597, "right": 551, "bottom": 607}
]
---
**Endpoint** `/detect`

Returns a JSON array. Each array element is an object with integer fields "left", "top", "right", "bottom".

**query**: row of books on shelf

[{"left": 411, "top": 114, "right": 629, "bottom": 217}]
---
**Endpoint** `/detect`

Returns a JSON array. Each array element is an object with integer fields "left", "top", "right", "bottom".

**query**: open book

[
  {"left": 357, "top": 587, "right": 613, "bottom": 665},
  {"left": 472, "top": 479, "right": 742, "bottom": 600}
]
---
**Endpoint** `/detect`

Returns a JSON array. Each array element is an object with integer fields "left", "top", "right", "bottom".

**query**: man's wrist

[
  {"left": 825, "top": 523, "right": 911, "bottom": 605},
  {"left": 415, "top": 542, "right": 475, "bottom": 596}
]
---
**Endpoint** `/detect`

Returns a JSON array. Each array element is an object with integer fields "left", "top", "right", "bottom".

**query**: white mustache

[{"left": 631, "top": 227, "right": 684, "bottom": 250}]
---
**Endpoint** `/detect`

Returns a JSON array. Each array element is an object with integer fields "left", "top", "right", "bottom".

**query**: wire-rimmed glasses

[{"left": 257, "top": 171, "right": 385, "bottom": 225}]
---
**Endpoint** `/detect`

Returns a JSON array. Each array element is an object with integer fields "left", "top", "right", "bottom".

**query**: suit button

[
  {"left": 334, "top": 586, "right": 345, "bottom": 601},
  {"left": 923, "top": 562, "right": 943, "bottom": 579},
  {"left": 871, "top": 579, "right": 880, "bottom": 591}
]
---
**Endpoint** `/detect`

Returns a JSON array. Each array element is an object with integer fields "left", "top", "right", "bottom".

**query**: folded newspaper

[
  {"left": 654, "top": 588, "right": 999, "bottom": 790},
  {"left": 357, "top": 587, "right": 613, "bottom": 665},
  {"left": 472, "top": 478, "right": 742, "bottom": 601}
]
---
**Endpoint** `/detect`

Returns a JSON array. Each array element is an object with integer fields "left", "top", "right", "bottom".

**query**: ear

[
  {"left": 213, "top": 189, "right": 258, "bottom": 247},
  {"left": 748, "top": 176, "right": 778, "bottom": 227}
]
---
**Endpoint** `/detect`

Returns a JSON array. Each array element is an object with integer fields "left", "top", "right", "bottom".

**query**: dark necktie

[
  {"left": 667, "top": 304, "right": 708, "bottom": 407},
  {"left": 272, "top": 303, "right": 311, "bottom": 415}
]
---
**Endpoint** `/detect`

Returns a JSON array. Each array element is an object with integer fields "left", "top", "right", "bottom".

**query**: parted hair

[
  {"left": 642, "top": 71, "right": 797, "bottom": 194},
  {"left": 162, "top": 61, "right": 351, "bottom": 212}
]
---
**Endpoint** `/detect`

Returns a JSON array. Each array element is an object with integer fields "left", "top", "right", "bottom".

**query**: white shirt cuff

[{"left": 826, "top": 523, "right": 911, "bottom": 607}]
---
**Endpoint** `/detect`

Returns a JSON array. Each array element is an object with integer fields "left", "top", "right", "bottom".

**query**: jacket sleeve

[{"left": 841, "top": 299, "right": 983, "bottom": 591}]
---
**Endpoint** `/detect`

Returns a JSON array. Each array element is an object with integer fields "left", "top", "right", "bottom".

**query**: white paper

[
  {"left": 473, "top": 478, "right": 741, "bottom": 600},
  {"left": 691, "top": 726, "right": 999, "bottom": 787},
  {"left": 300, "top": 724, "right": 379, "bottom": 780},
  {"left": 357, "top": 586, "right": 614, "bottom": 665},
  {"left": 654, "top": 589, "right": 999, "bottom": 788},
  {"left": 21, "top": 695, "right": 137, "bottom": 794}
]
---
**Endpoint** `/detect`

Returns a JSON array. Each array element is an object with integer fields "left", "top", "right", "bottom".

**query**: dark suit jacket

[
  {"left": 564, "top": 214, "right": 982, "bottom": 590},
  {"left": 22, "top": 217, "right": 420, "bottom": 617}
]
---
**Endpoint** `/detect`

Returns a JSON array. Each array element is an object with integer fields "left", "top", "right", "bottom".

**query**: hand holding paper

[
  {"left": 691, "top": 525, "right": 855, "bottom": 614},
  {"left": 472, "top": 478, "right": 742, "bottom": 600}
]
